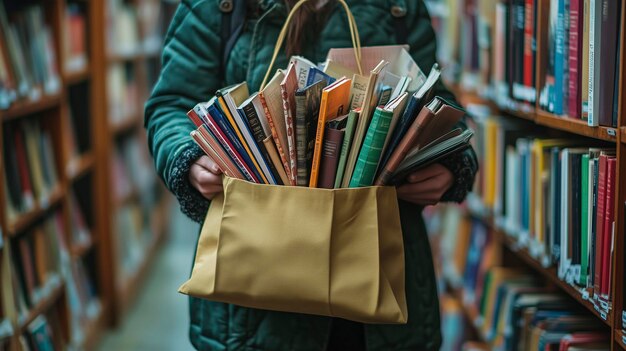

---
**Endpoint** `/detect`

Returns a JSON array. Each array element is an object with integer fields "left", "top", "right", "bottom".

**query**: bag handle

[{"left": 259, "top": 0, "right": 362, "bottom": 91}]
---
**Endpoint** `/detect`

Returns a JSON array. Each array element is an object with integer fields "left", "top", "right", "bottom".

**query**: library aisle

[{"left": 97, "top": 206, "right": 197, "bottom": 351}]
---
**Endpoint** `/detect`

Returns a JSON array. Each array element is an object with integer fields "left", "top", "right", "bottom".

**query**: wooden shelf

[
  {"left": 535, "top": 111, "right": 618, "bottom": 142},
  {"left": 490, "top": 227, "right": 612, "bottom": 326},
  {"left": 1, "top": 94, "right": 62, "bottom": 121},
  {"left": 66, "top": 152, "right": 95, "bottom": 182},
  {"left": 17, "top": 282, "right": 64, "bottom": 333},
  {"left": 70, "top": 236, "right": 96, "bottom": 258},
  {"left": 110, "top": 113, "right": 140, "bottom": 136},
  {"left": 64, "top": 64, "right": 91, "bottom": 85},
  {"left": 7, "top": 186, "right": 64, "bottom": 236},
  {"left": 616, "top": 330, "right": 626, "bottom": 350}
]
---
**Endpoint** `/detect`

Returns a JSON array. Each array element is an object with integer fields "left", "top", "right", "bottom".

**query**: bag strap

[{"left": 259, "top": 0, "right": 362, "bottom": 91}]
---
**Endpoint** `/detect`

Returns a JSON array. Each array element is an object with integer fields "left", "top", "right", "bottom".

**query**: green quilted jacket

[{"left": 144, "top": 0, "right": 478, "bottom": 350}]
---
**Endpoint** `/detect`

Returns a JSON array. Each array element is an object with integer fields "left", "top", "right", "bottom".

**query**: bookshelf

[
  {"left": 427, "top": 0, "right": 626, "bottom": 348},
  {"left": 92, "top": 0, "right": 174, "bottom": 324},
  {"left": 0, "top": 0, "right": 174, "bottom": 348}
]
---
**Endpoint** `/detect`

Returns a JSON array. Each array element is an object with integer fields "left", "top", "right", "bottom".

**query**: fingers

[
  {"left": 189, "top": 163, "right": 224, "bottom": 200},
  {"left": 194, "top": 155, "right": 223, "bottom": 175},
  {"left": 398, "top": 173, "right": 452, "bottom": 194},
  {"left": 405, "top": 163, "right": 446, "bottom": 183}
]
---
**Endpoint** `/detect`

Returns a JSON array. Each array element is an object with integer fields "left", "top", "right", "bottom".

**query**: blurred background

[{"left": 0, "top": 0, "right": 624, "bottom": 350}]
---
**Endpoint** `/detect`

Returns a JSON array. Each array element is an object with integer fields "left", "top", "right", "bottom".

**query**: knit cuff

[
  {"left": 438, "top": 147, "right": 478, "bottom": 203},
  {"left": 169, "top": 143, "right": 210, "bottom": 223}
]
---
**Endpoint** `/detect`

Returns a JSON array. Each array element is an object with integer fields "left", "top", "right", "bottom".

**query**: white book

[
  {"left": 587, "top": 0, "right": 601, "bottom": 126},
  {"left": 559, "top": 148, "right": 570, "bottom": 279}
]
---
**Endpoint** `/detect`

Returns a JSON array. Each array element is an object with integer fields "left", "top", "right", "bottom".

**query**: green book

[
  {"left": 349, "top": 107, "right": 393, "bottom": 187},
  {"left": 334, "top": 109, "right": 359, "bottom": 188},
  {"left": 578, "top": 153, "right": 590, "bottom": 285}
]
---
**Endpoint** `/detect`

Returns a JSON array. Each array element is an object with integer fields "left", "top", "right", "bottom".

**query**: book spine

[
  {"left": 262, "top": 137, "right": 290, "bottom": 185},
  {"left": 593, "top": 154, "right": 607, "bottom": 295},
  {"left": 334, "top": 111, "right": 357, "bottom": 188},
  {"left": 186, "top": 108, "right": 204, "bottom": 127},
  {"left": 523, "top": 0, "right": 534, "bottom": 89},
  {"left": 589, "top": 157, "right": 598, "bottom": 287},
  {"left": 568, "top": 0, "right": 582, "bottom": 118},
  {"left": 580, "top": 0, "right": 590, "bottom": 118},
  {"left": 241, "top": 103, "right": 283, "bottom": 185},
  {"left": 281, "top": 84, "right": 297, "bottom": 185},
  {"left": 318, "top": 127, "right": 345, "bottom": 189},
  {"left": 600, "top": 157, "right": 615, "bottom": 296},
  {"left": 350, "top": 108, "right": 392, "bottom": 187},
  {"left": 562, "top": 0, "right": 570, "bottom": 115},
  {"left": 202, "top": 120, "right": 257, "bottom": 183},
  {"left": 309, "top": 91, "right": 329, "bottom": 188},
  {"left": 578, "top": 153, "right": 589, "bottom": 286},
  {"left": 587, "top": 0, "right": 599, "bottom": 126},
  {"left": 554, "top": 0, "right": 565, "bottom": 115},
  {"left": 295, "top": 93, "right": 308, "bottom": 186},
  {"left": 597, "top": 0, "right": 619, "bottom": 126},
  {"left": 209, "top": 106, "right": 262, "bottom": 182},
  {"left": 193, "top": 129, "right": 243, "bottom": 179},
  {"left": 14, "top": 126, "right": 35, "bottom": 209},
  {"left": 260, "top": 92, "right": 292, "bottom": 182}
]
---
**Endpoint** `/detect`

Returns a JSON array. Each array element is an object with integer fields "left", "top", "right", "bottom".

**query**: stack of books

[
  {"left": 467, "top": 113, "right": 617, "bottom": 317},
  {"left": 187, "top": 46, "right": 473, "bottom": 189},
  {"left": 0, "top": 2, "right": 61, "bottom": 109}
]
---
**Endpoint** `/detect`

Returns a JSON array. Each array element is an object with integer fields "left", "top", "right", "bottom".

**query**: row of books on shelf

[
  {"left": 429, "top": 208, "right": 611, "bottom": 350},
  {"left": 426, "top": 0, "right": 622, "bottom": 126},
  {"left": 107, "top": 63, "right": 140, "bottom": 125},
  {"left": 441, "top": 267, "right": 611, "bottom": 351},
  {"left": 467, "top": 108, "right": 618, "bottom": 315},
  {"left": 106, "top": 0, "right": 164, "bottom": 57},
  {"left": 3, "top": 119, "right": 59, "bottom": 221},
  {"left": 188, "top": 46, "right": 472, "bottom": 189},
  {"left": 2, "top": 211, "right": 100, "bottom": 349}
]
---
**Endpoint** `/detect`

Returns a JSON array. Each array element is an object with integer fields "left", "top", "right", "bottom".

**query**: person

[{"left": 144, "top": 0, "right": 478, "bottom": 349}]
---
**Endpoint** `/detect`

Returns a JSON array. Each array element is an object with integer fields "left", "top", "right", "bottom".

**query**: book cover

[
  {"left": 349, "top": 107, "right": 394, "bottom": 187},
  {"left": 294, "top": 80, "right": 326, "bottom": 186},
  {"left": 22, "top": 123, "right": 48, "bottom": 202},
  {"left": 191, "top": 129, "right": 243, "bottom": 179},
  {"left": 570, "top": 152, "right": 582, "bottom": 272},
  {"left": 238, "top": 93, "right": 283, "bottom": 185},
  {"left": 13, "top": 125, "right": 35, "bottom": 210},
  {"left": 580, "top": 0, "right": 590, "bottom": 118},
  {"left": 318, "top": 124, "right": 345, "bottom": 189},
  {"left": 341, "top": 60, "right": 389, "bottom": 188},
  {"left": 217, "top": 83, "right": 272, "bottom": 184},
  {"left": 375, "top": 97, "right": 465, "bottom": 186},
  {"left": 280, "top": 63, "right": 299, "bottom": 185},
  {"left": 553, "top": 0, "right": 566, "bottom": 115},
  {"left": 587, "top": 0, "right": 601, "bottom": 126},
  {"left": 377, "top": 64, "right": 440, "bottom": 179},
  {"left": 309, "top": 77, "right": 351, "bottom": 188},
  {"left": 259, "top": 71, "right": 292, "bottom": 181},
  {"left": 3, "top": 125, "right": 23, "bottom": 210},
  {"left": 262, "top": 136, "right": 290, "bottom": 185},
  {"left": 334, "top": 109, "right": 359, "bottom": 188}
]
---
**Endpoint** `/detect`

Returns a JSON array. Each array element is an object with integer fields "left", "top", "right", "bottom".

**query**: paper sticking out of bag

[{"left": 326, "top": 45, "right": 427, "bottom": 91}]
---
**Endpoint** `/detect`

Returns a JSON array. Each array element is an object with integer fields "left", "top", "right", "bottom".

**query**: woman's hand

[
  {"left": 189, "top": 156, "right": 223, "bottom": 200},
  {"left": 396, "top": 163, "right": 454, "bottom": 206}
]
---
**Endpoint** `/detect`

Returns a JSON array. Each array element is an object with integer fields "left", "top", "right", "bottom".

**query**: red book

[
  {"left": 523, "top": 0, "right": 535, "bottom": 87},
  {"left": 13, "top": 126, "right": 35, "bottom": 207},
  {"left": 600, "top": 157, "right": 616, "bottom": 296},
  {"left": 558, "top": 332, "right": 610, "bottom": 351},
  {"left": 18, "top": 238, "right": 36, "bottom": 304},
  {"left": 186, "top": 106, "right": 204, "bottom": 127},
  {"left": 593, "top": 154, "right": 608, "bottom": 295},
  {"left": 568, "top": 0, "right": 583, "bottom": 118}
]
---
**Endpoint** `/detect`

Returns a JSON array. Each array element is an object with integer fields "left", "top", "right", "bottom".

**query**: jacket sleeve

[
  {"left": 404, "top": 0, "right": 479, "bottom": 203},
  {"left": 144, "top": 0, "right": 221, "bottom": 223}
]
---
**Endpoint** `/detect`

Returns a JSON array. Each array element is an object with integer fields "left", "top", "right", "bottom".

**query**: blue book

[
  {"left": 305, "top": 67, "right": 335, "bottom": 87},
  {"left": 553, "top": 0, "right": 565, "bottom": 115},
  {"left": 207, "top": 101, "right": 264, "bottom": 182}
]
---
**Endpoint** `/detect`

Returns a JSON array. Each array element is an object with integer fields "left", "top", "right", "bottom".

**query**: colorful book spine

[
  {"left": 567, "top": 0, "right": 582, "bottom": 118},
  {"left": 578, "top": 153, "right": 589, "bottom": 286},
  {"left": 259, "top": 91, "right": 292, "bottom": 182},
  {"left": 600, "top": 157, "right": 615, "bottom": 296},
  {"left": 240, "top": 103, "right": 283, "bottom": 185},
  {"left": 593, "top": 154, "right": 607, "bottom": 294},
  {"left": 349, "top": 108, "right": 393, "bottom": 187},
  {"left": 334, "top": 110, "right": 358, "bottom": 188},
  {"left": 553, "top": 0, "right": 566, "bottom": 115},
  {"left": 318, "top": 127, "right": 344, "bottom": 189}
]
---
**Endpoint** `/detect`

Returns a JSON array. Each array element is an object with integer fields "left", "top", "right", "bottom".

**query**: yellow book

[
  {"left": 309, "top": 77, "right": 351, "bottom": 187},
  {"left": 483, "top": 119, "right": 498, "bottom": 207},
  {"left": 216, "top": 88, "right": 270, "bottom": 184}
]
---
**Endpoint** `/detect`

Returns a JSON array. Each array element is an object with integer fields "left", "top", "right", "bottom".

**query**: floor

[{"left": 97, "top": 204, "right": 199, "bottom": 351}]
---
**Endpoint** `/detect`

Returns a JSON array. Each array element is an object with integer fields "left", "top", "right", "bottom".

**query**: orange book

[
  {"left": 192, "top": 129, "right": 243, "bottom": 180},
  {"left": 309, "top": 77, "right": 351, "bottom": 187}
]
